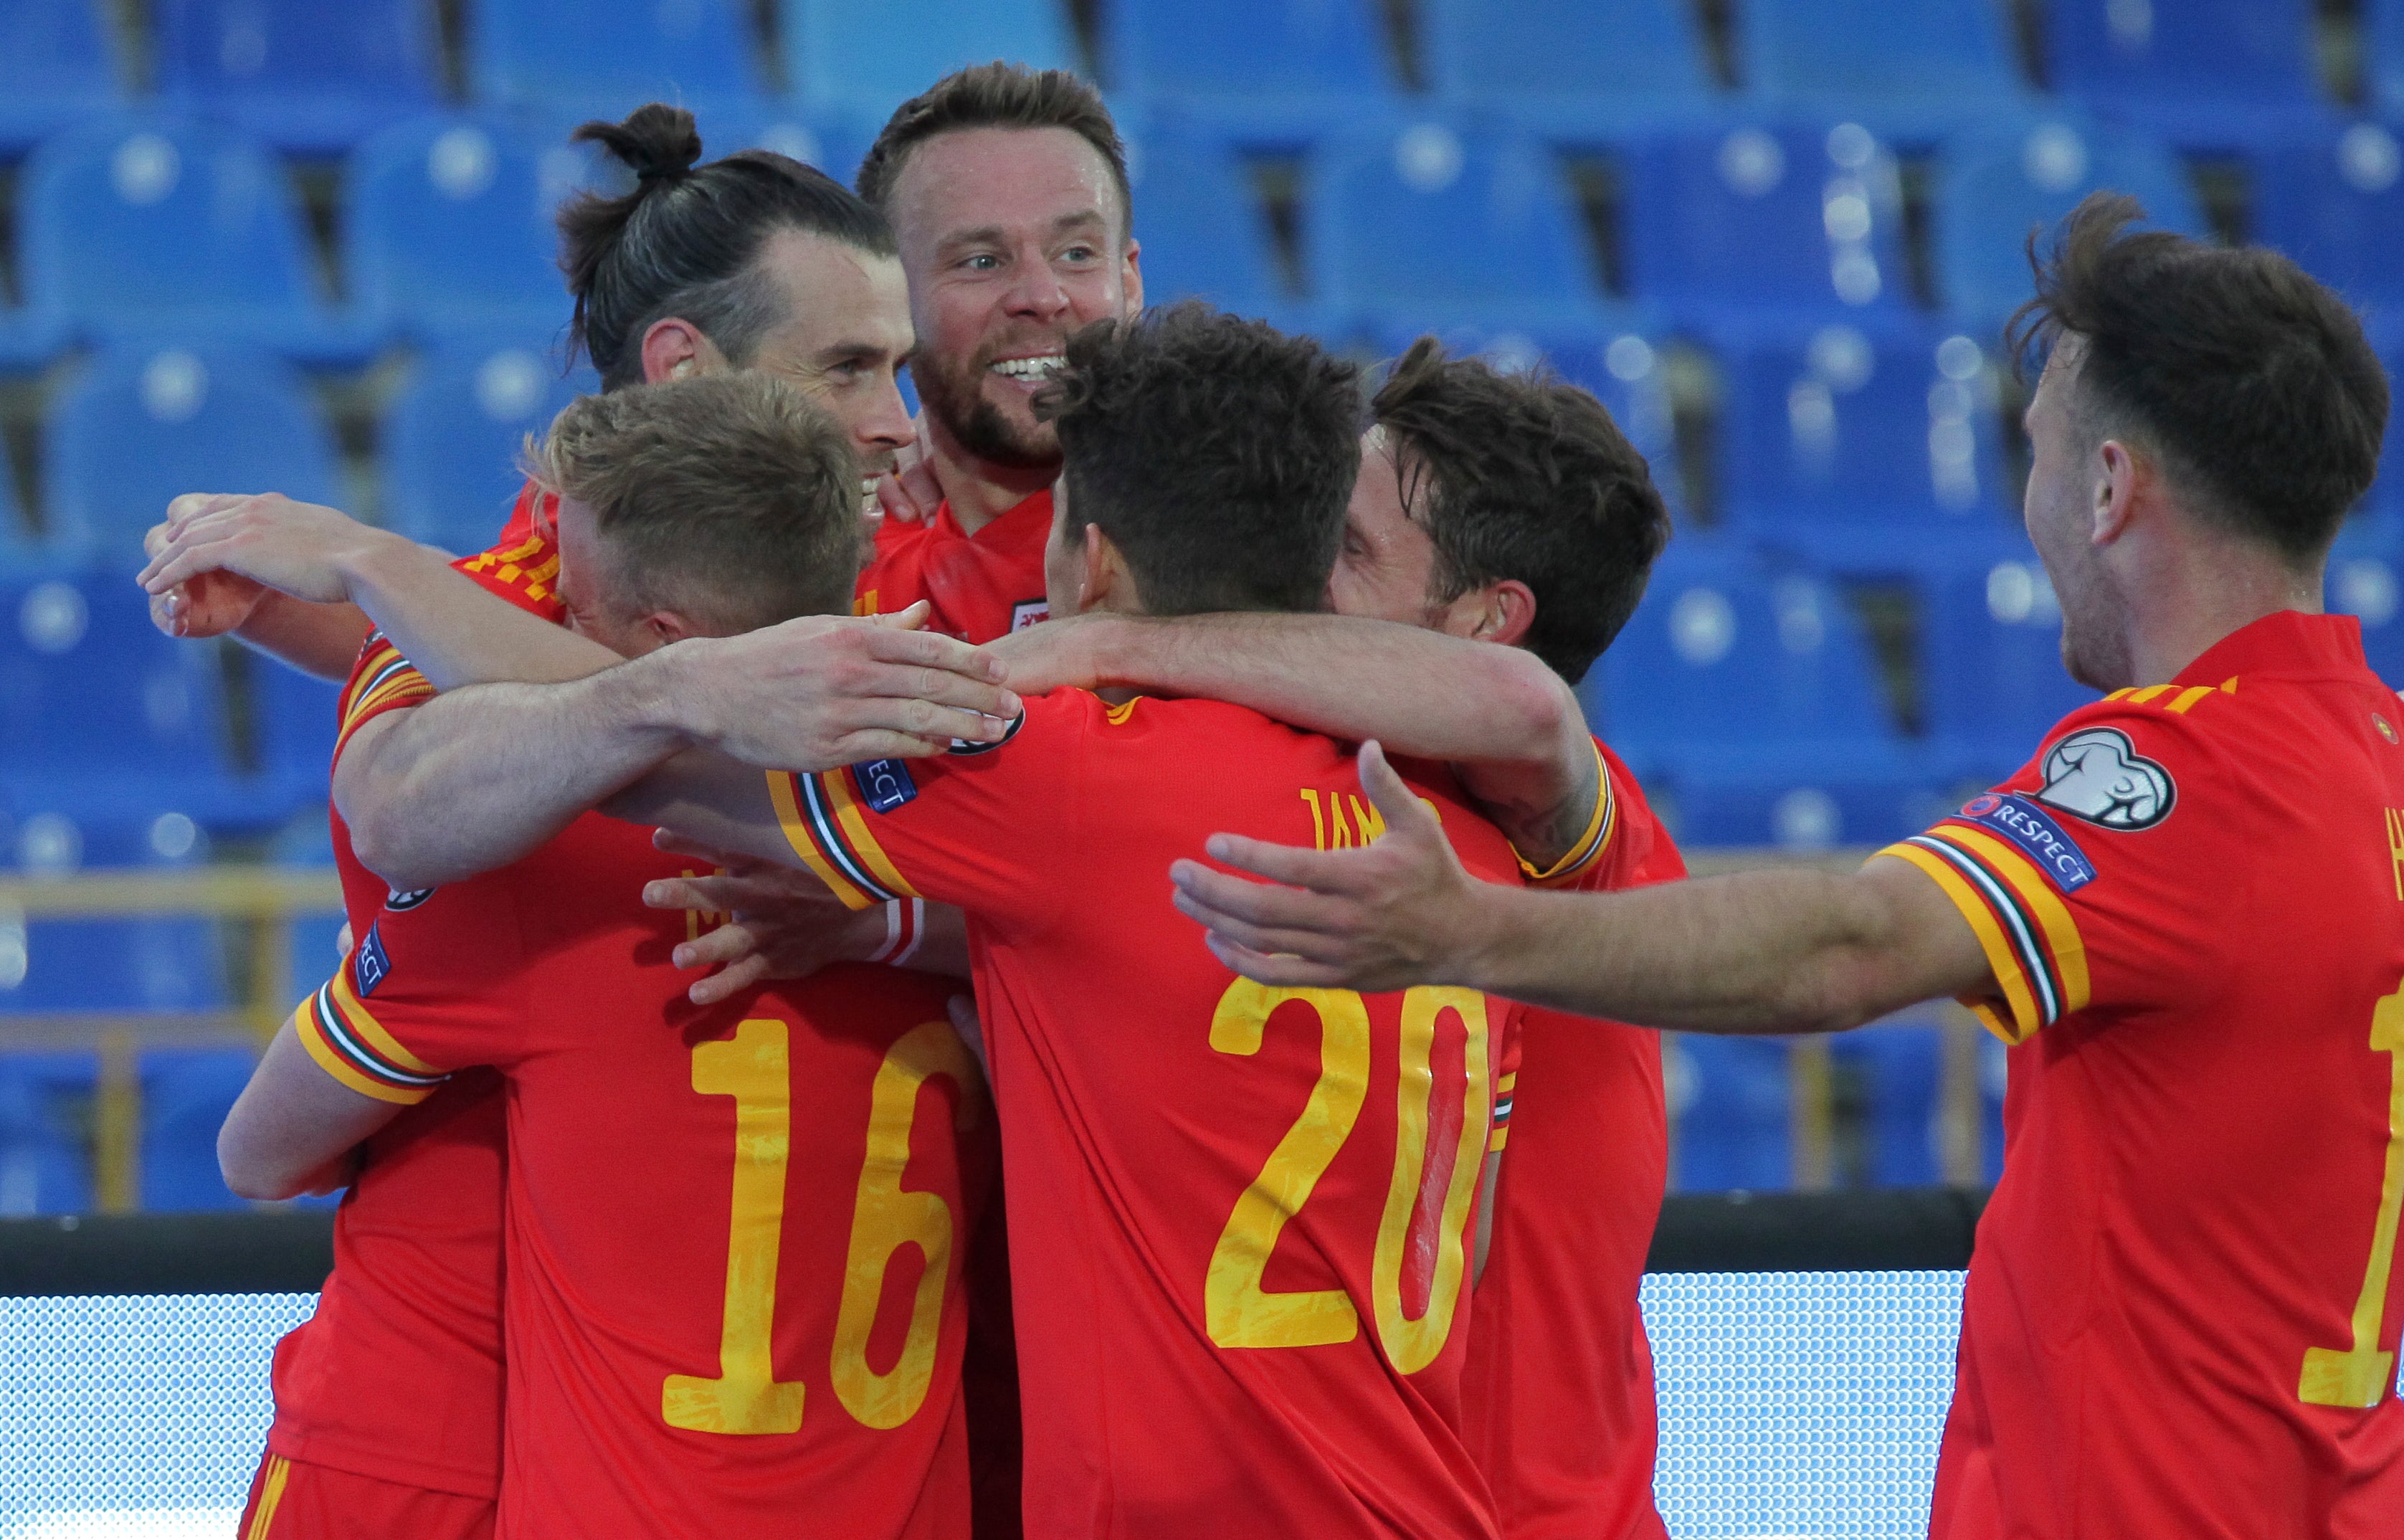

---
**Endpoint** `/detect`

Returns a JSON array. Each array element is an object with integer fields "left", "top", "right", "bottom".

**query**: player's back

[
  {"left": 1912, "top": 612, "right": 2404, "bottom": 1535},
  {"left": 315, "top": 807, "right": 996, "bottom": 1540},
  {"left": 781, "top": 690, "right": 1521, "bottom": 1538}
]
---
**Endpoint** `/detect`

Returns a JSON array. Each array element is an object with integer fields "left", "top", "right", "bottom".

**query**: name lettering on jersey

[
  {"left": 1300, "top": 788, "right": 1389, "bottom": 850},
  {"left": 2034, "top": 727, "right": 2175, "bottom": 830},
  {"left": 682, "top": 870, "right": 732, "bottom": 943},
  {"left": 352, "top": 921, "right": 391, "bottom": 999},
  {"left": 1954, "top": 794, "right": 2096, "bottom": 893},
  {"left": 857, "top": 758, "right": 919, "bottom": 813},
  {"left": 1009, "top": 599, "right": 1049, "bottom": 632},
  {"left": 2387, "top": 809, "right": 2404, "bottom": 900}
]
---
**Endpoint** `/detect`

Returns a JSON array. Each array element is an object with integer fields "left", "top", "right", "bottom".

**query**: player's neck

[
  {"left": 2121, "top": 537, "right": 2323, "bottom": 684},
  {"left": 923, "top": 419, "right": 1058, "bottom": 537}
]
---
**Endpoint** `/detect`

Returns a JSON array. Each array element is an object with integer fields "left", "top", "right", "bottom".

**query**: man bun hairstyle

[
  {"left": 1040, "top": 303, "right": 1359, "bottom": 616},
  {"left": 1372, "top": 338, "right": 1672, "bottom": 685},
  {"left": 558, "top": 103, "right": 898, "bottom": 389},
  {"left": 528, "top": 371, "right": 861, "bottom": 630},
  {"left": 855, "top": 62, "right": 1130, "bottom": 235},
  {"left": 2008, "top": 191, "right": 2388, "bottom": 564}
]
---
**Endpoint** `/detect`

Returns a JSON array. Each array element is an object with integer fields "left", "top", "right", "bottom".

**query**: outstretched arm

[
  {"left": 219, "top": 1017, "right": 403, "bottom": 1201},
  {"left": 1169, "top": 742, "right": 1993, "bottom": 1035},
  {"left": 989, "top": 612, "right": 1600, "bottom": 868}
]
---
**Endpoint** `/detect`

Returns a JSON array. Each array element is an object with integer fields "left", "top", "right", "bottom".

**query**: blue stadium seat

[
  {"left": 1716, "top": 322, "right": 2015, "bottom": 559},
  {"left": 348, "top": 115, "right": 566, "bottom": 343},
  {"left": 2046, "top": 0, "right": 2329, "bottom": 151},
  {"left": 153, "top": 0, "right": 438, "bottom": 152},
  {"left": 1121, "top": 123, "right": 1295, "bottom": 325},
  {"left": 1420, "top": 0, "right": 1721, "bottom": 138},
  {"left": 1666, "top": 1033, "right": 1791, "bottom": 1192},
  {"left": 1917, "top": 541, "right": 2101, "bottom": 783},
  {"left": 0, "top": 1053, "right": 97, "bottom": 1215},
  {"left": 0, "top": 437, "right": 34, "bottom": 562},
  {"left": 139, "top": 1047, "right": 255, "bottom": 1211},
  {"left": 1101, "top": 0, "right": 1398, "bottom": 128},
  {"left": 384, "top": 340, "right": 594, "bottom": 553},
  {"left": 268, "top": 815, "right": 346, "bottom": 1013},
  {"left": 0, "top": 809, "right": 232, "bottom": 1013},
  {"left": 1359, "top": 321, "right": 1679, "bottom": 514},
  {"left": 2373, "top": 0, "right": 2404, "bottom": 118},
  {"left": 1739, "top": 0, "right": 2031, "bottom": 142},
  {"left": 1590, "top": 539, "right": 1935, "bottom": 848},
  {"left": 1311, "top": 122, "right": 1617, "bottom": 338},
  {"left": 45, "top": 346, "right": 343, "bottom": 568},
  {"left": 0, "top": 305, "right": 67, "bottom": 371},
  {"left": 17, "top": 116, "right": 366, "bottom": 361},
  {"left": 0, "top": 571, "right": 265, "bottom": 824},
  {"left": 0, "top": 1, "right": 123, "bottom": 156},
  {"left": 255, "top": 655, "right": 344, "bottom": 817},
  {"left": 2251, "top": 123, "right": 2404, "bottom": 325},
  {"left": 1833, "top": 1019, "right": 1941, "bottom": 1187},
  {"left": 1933, "top": 118, "right": 2208, "bottom": 338},
  {"left": 1621, "top": 122, "right": 1910, "bottom": 335},
  {"left": 785, "top": 0, "right": 1079, "bottom": 115},
  {"left": 467, "top": 0, "right": 769, "bottom": 123}
]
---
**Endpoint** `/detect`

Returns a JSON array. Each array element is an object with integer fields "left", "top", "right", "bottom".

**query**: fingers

[
  {"left": 643, "top": 875, "right": 733, "bottom": 913},
  {"left": 1168, "top": 883, "right": 1349, "bottom": 962},
  {"left": 1356, "top": 741, "right": 1438, "bottom": 840},
  {"left": 164, "top": 492, "right": 246, "bottom": 533},
  {"left": 875, "top": 475, "right": 931, "bottom": 526},
  {"left": 860, "top": 622, "right": 1012, "bottom": 688},
  {"left": 1200, "top": 931, "right": 1348, "bottom": 990},
  {"left": 898, "top": 459, "right": 944, "bottom": 521},
  {"left": 649, "top": 827, "right": 756, "bottom": 868},
  {"left": 688, "top": 953, "right": 770, "bottom": 1007},
  {"left": 821, "top": 730, "right": 962, "bottom": 764},
  {"left": 1194, "top": 830, "right": 1375, "bottom": 895},
  {"left": 672, "top": 920, "right": 759, "bottom": 972},
  {"left": 869, "top": 599, "right": 933, "bottom": 632},
  {"left": 1168, "top": 856, "right": 1350, "bottom": 931}
]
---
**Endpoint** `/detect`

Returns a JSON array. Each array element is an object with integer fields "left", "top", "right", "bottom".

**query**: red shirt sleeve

[
  {"left": 1513, "top": 739, "right": 1683, "bottom": 893},
  {"left": 1877, "top": 688, "right": 2244, "bottom": 1045},
  {"left": 766, "top": 691, "right": 1091, "bottom": 926},
  {"left": 290, "top": 887, "right": 528, "bottom": 1103}
]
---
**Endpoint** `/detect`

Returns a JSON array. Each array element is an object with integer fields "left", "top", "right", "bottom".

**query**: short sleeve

[
  {"left": 292, "top": 889, "right": 530, "bottom": 1102},
  {"left": 1488, "top": 1009, "right": 1524, "bottom": 1154},
  {"left": 1516, "top": 741, "right": 1686, "bottom": 894},
  {"left": 1876, "top": 695, "right": 2241, "bottom": 1045},
  {"left": 766, "top": 692, "right": 1088, "bottom": 921}
]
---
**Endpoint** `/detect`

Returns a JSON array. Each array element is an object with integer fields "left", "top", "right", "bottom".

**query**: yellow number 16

[{"left": 2299, "top": 980, "right": 2404, "bottom": 1409}]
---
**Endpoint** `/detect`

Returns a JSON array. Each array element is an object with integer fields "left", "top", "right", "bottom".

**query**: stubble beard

[{"left": 914, "top": 346, "right": 1064, "bottom": 472}]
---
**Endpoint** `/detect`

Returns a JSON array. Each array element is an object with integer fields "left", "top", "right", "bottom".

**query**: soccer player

[
  {"left": 174, "top": 112, "right": 1004, "bottom": 1540},
  {"left": 983, "top": 338, "right": 1683, "bottom": 1539},
  {"left": 220, "top": 374, "right": 994, "bottom": 1540},
  {"left": 850, "top": 64, "right": 1142, "bottom": 639},
  {"left": 586, "top": 305, "right": 1514, "bottom": 1538},
  {"left": 1171, "top": 196, "right": 2404, "bottom": 1534}
]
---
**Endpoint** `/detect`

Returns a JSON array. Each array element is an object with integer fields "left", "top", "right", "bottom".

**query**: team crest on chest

[{"left": 2034, "top": 727, "right": 2175, "bottom": 830}]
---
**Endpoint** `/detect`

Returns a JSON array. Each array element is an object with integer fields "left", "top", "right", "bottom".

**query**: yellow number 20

[{"left": 1205, "top": 978, "right": 1492, "bottom": 1373}]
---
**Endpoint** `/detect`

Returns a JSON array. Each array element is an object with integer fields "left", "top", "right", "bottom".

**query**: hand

[
  {"left": 143, "top": 509, "right": 269, "bottom": 639},
  {"left": 875, "top": 424, "right": 943, "bottom": 526},
  {"left": 982, "top": 611, "right": 1116, "bottom": 696},
  {"left": 138, "top": 493, "right": 396, "bottom": 607},
  {"left": 946, "top": 993, "right": 989, "bottom": 1080},
  {"left": 643, "top": 829, "right": 891, "bottom": 1006},
  {"left": 662, "top": 601, "right": 1022, "bottom": 770},
  {"left": 1169, "top": 741, "right": 1488, "bottom": 992}
]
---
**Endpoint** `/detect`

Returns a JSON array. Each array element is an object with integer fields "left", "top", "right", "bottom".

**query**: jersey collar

[
  {"left": 933, "top": 485, "right": 1055, "bottom": 545},
  {"left": 2175, "top": 609, "right": 2367, "bottom": 686}
]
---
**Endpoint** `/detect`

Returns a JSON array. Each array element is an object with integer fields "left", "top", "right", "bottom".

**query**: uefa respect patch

[
  {"left": 1954, "top": 792, "right": 2096, "bottom": 893},
  {"left": 856, "top": 758, "right": 919, "bottom": 814},
  {"left": 352, "top": 921, "right": 392, "bottom": 997}
]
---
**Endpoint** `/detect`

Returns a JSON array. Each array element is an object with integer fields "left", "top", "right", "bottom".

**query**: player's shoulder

[
  {"left": 452, "top": 527, "right": 564, "bottom": 619},
  {"left": 2015, "top": 674, "right": 2279, "bottom": 832},
  {"left": 1597, "top": 738, "right": 1686, "bottom": 885}
]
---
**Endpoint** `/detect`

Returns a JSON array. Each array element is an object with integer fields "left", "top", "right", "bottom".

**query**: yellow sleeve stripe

[
  {"left": 1488, "top": 1127, "right": 1511, "bottom": 1153},
  {"left": 2163, "top": 685, "right": 2217, "bottom": 715},
  {"left": 1876, "top": 842, "right": 2043, "bottom": 1046},
  {"left": 1496, "top": 1072, "right": 1516, "bottom": 1094},
  {"left": 1515, "top": 740, "right": 1617, "bottom": 887},
  {"left": 292, "top": 983, "right": 442, "bottom": 1106},
  {"left": 765, "top": 771, "right": 875, "bottom": 911},
  {"left": 2106, "top": 678, "right": 2236, "bottom": 714},
  {"left": 2124, "top": 683, "right": 2177, "bottom": 705},
  {"left": 825, "top": 768, "right": 921, "bottom": 902},
  {"left": 1921, "top": 826, "right": 2090, "bottom": 1015},
  {"left": 327, "top": 965, "right": 442, "bottom": 1075}
]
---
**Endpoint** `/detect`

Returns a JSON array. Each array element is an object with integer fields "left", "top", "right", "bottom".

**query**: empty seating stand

[
  {"left": 1666, "top": 1034, "right": 1792, "bottom": 1192},
  {"left": 1739, "top": 0, "right": 2033, "bottom": 143},
  {"left": 467, "top": 0, "right": 770, "bottom": 125},
  {"left": 152, "top": 0, "right": 440, "bottom": 153},
  {"left": 1422, "top": 0, "right": 1721, "bottom": 140},
  {"left": 1101, "top": 0, "right": 1400, "bottom": 136},
  {"left": 2046, "top": 0, "right": 2330, "bottom": 151},
  {"left": 347, "top": 114, "right": 572, "bottom": 345},
  {"left": 786, "top": 0, "right": 1080, "bottom": 118},
  {"left": 382, "top": 338, "right": 597, "bottom": 553},
  {"left": 0, "top": 0, "right": 123, "bottom": 156}
]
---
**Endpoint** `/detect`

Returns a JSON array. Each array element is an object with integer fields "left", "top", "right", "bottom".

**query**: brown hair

[
  {"left": 2007, "top": 191, "right": 2388, "bottom": 564},
  {"left": 855, "top": 62, "right": 1131, "bottom": 235},
  {"left": 558, "top": 103, "right": 896, "bottom": 390},
  {"left": 528, "top": 372, "right": 860, "bottom": 629},
  {"left": 1372, "top": 338, "right": 1672, "bottom": 684},
  {"left": 1040, "top": 303, "right": 1359, "bottom": 615}
]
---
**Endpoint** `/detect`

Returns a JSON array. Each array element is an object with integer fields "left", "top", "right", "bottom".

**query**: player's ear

[
  {"left": 639, "top": 318, "right": 723, "bottom": 386},
  {"left": 639, "top": 609, "right": 700, "bottom": 649},
  {"left": 1460, "top": 579, "right": 1535, "bottom": 649},
  {"left": 1118, "top": 234, "right": 1144, "bottom": 314},
  {"left": 2094, "top": 439, "right": 2142, "bottom": 546},
  {"left": 1075, "top": 521, "right": 1118, "bottom": 616}
]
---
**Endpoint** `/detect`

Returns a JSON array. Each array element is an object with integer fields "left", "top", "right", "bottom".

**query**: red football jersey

[
  {"left": 771, "top": 690, "right": 1525, "bottom": 1539},
  {"left": 1462, "top": 741, "right": 1683, "bottom": 1540},
  {"left": 856, "top": 491, "right": 1053, "bottom": 641},
  {"left": 489, "top": 478, "right": 555, "bottom": 548},
  {"left": 1878, "top": 612, "right": 2404, "bottom": 1536},
  {"left": 260, "top": 527, "right": 569, "bottom": 1498},
  {"left": 294, "top": 807, "right": 992, "bottom": 1539}
]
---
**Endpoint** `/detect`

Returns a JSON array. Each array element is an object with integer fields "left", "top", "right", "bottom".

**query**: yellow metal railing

[
  {"left": 0, "top": 854, "right": 1990, "bottom": 1209},
  {"left": 0, "top": 867, "right": 345, "bottom": 1212}
]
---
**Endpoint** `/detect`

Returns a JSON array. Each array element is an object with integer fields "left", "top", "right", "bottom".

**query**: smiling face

[
  {"left": 738, "top": 228, "right": 917, "bottom": 514},
  {"left": 885, "top": 126, "right": 1142, "bottom": 472}
]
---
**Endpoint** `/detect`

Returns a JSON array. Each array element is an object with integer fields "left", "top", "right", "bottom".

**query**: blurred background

[{"left": 0, "top": 0, "right": 2398, "bottom": 1220}]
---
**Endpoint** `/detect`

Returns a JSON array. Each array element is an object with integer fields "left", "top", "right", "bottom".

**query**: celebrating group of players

[{"left": 133, "top": 58, "right": 2404, "bottom": 1540}]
